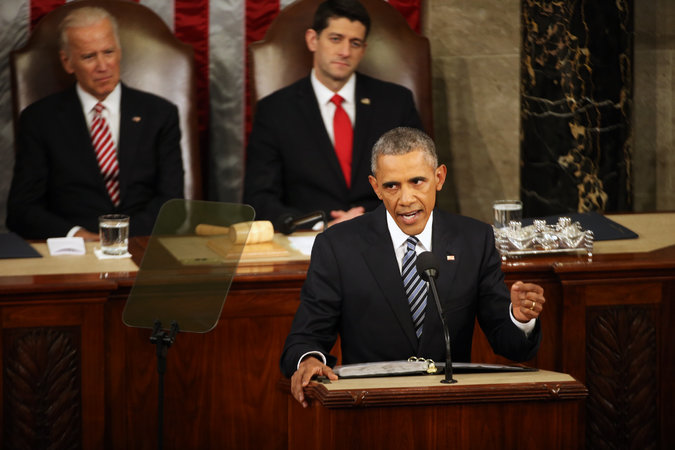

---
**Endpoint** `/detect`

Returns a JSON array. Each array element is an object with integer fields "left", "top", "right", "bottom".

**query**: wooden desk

[
  {"left": 0, "top": 238, "right": 308, "bottom": 450},
  {"left": 0, "top": 213, "right": 673, "bottom": 449},
  {"left": 475, "top": 213, "right": 675, "bottom": 450},
  {"left": 283, "top": 370, "right": 587, "bottom": 450}
]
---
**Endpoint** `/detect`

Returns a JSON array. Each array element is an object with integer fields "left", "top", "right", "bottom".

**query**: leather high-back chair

[
  {"left": 10, "top": 0, "right": 202, "bottom": 199},
  {"left": 249, "top": 0, "right": 433, "bottom": 135}
]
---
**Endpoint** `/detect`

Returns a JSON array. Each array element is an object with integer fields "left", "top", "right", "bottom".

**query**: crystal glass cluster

[{"left": 493, "top": 217, "right": 594, "bottom": 260}]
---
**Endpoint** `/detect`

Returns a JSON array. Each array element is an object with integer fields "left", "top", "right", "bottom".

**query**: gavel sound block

[{"left": 196, "top": 221, "right": 289, "bottom": 260}]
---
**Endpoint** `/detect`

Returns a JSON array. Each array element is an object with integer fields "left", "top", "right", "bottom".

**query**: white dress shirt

[
  {"left": 66, "top": 83, "right": 122, "bottom": 237},
  {"left": 384, "top": 210, "right": 535, "bottom": 335},
  {"left": 310, "top": 69, "right": 356, "bottom": 146},
  {"left": 77, "top": 82, "right": 122, "bottom": 148},
  {"left": 297, "top": 210, "right": 534, "bottom": 369}
]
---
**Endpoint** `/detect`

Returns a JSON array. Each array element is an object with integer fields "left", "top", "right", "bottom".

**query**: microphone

[
  {"left": 275, "top": 211, "right": 326, "bottom": 235},
  {"left": 417, "top": 251, "right": 456, "bottom": 384}
]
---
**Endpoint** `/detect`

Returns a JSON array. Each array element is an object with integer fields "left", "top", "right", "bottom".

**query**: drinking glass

[
  {"left": 99, "top": 214, "right": 130, "bottom": 255},
  {"left": 493, "top": 200, "right": 522, "bottom": 228}
]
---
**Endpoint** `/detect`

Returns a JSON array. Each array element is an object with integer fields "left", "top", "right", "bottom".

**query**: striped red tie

[
  {"left": 91, "top": 103, "right": 120, "bottom": 206},
  {"left": 330, "top": 94, "right": 353, "bottom": 188}
]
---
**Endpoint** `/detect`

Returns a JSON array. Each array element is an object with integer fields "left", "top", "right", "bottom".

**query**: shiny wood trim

[{"left": 279, "top": 376, "right": 588, "bottom": 408}]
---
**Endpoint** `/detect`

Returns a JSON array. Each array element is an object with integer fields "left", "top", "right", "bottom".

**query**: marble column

[{"left": 520, "top": 0, "right": 633, "bottom": 217}]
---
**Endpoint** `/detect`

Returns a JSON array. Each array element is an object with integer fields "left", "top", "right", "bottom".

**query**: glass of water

[
  {"left": 493, "top": 200, "right": 522, "bottom": 228},
  {"left": 99, "top": 214, "right": 130, "bottom": 255}
]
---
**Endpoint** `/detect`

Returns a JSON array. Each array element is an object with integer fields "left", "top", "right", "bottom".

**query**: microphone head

[
  {"left": 416, "top": 251, "right": 439, "bottom": 281},
  {"left": 274, "top": 213, "right": 296, "bottom": 235}
]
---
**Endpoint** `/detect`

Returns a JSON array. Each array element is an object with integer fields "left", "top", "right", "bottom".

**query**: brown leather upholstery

[
  {"left": 10, "top": 0, "right": 202, "bottom": 199},
  {"left": 249, "top": 0, "right": 433, "bottom": 135}
]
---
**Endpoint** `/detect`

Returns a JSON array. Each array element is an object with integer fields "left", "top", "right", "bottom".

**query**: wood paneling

[
  {"left": 1, "top": 237, "right": 674, "bottom": 449},
  {"left": 285, "top": 376, "right": 587, "bottom": 450}
]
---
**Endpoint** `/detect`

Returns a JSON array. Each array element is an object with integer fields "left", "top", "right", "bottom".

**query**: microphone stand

[
  {"left": 426, "top": 276, "right": 456, "bottom": 384},
  {"left": 418, "top": 252, "right": 457, "bottom": 385}
]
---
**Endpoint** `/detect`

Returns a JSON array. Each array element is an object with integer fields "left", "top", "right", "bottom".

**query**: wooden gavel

[{"left": 195, "top": 220, "right": 274, "bottom": 244}]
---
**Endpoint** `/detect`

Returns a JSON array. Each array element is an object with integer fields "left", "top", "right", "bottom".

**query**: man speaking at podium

[{"left": 281, "top": 127, "right": 546, "bottom": 408}]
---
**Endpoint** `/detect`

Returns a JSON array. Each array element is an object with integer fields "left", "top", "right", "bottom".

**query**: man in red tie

[
  {"left": 6, "top": 6, "right": 184, "bottom": 239},
  {"left": 244, "top": 0, "right": 424, "bottom": 230}
]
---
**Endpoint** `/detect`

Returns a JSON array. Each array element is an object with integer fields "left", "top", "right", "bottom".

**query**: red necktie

[
  {"left": 331, "top": 94, "right": 353, "bottom": 188},
  {"left": 91, "top": 103, "right": 120, "bottom": 206}
]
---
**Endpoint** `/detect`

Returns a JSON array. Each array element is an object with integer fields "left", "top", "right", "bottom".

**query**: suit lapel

[
  {"left": 418, "top": 211, "right": 462, "bottom": 355},
  {"left": 294, "top": 78, "right": 348, "bottom": 190},
  {"left": 57, "top": 87, "right": 112, "bottom": 192},
  {"left": 353, "top": 73, "right": 373, "bottom": 184},
  {"left": 432, "top": 211, "right": 462, "bottom": 300},
  {"left": 118, "top": 84, "right": 142, "bottom": 202},
  {"left": 362, "top": 206, "right": 419, "bottom": 351}
]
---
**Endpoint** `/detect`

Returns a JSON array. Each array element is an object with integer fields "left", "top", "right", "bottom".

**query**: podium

[{"left": 282, "top": 370, "right": 587, "bottom": 450}]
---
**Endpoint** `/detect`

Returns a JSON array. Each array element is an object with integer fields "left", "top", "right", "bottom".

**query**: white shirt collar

[
  {"left": 310, "top": 69, "right": 356, "bottom": 106},
  {"left": 386, "top": 208, "right": 434, "bottom": 252},
  {"left": 76, "top": 82, "right": 122, "bottom": 117}
]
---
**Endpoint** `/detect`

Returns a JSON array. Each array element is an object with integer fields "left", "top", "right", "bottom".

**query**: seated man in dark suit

[
  {"left": 281, "top": 127, "right": 546, "bottom": 408},
  {"left": 6, "top": 6, "right": 184, "bottom": 239},
  {"left": 244, "top": 0, "right": 423, "bottom": 229}
]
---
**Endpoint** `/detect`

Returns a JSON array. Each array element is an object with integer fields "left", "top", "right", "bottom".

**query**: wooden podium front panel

[
  {"left": 286, "top": 372, "right": 587, "bottom": 450},
  {"left": 290, "top": 400, "right": 583, "bottom": 450}
]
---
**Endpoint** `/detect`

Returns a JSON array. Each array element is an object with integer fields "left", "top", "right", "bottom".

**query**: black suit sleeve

[
  {"left": 125, "top": 102, "right": 184, "bottom": 236},
  {"left": 475, "top": 226, "right": 541, "bottom": 362},
  {"left": 7, "top": 107, "right": 79, "bottom": 237},
  {"left": 280, "top": 231, "right": 342, "bottom": 377},
  {"left": 243, "top": 97, "right": 304, "bottom": 223}
]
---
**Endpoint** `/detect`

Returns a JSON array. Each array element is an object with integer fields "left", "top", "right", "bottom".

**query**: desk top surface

[{"left": 1, "top": 212, "right": 674, "bottom": 283}]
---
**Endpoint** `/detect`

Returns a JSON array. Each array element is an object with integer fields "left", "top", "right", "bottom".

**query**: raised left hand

[{"left": 510, "top": 281, "right": 545, "bottom": 323}]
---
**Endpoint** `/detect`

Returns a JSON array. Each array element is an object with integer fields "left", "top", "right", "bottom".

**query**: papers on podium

[{"left": 333, "top": 359, "right": 536, "bottom": 378}]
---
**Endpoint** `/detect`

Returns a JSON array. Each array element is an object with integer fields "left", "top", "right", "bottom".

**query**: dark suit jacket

[
  {"left": 243, "top": 73, "right": 423, "bottom": 226},
  {"left": 7, "top": 83, "right": 184, "bottom": 238},
  {"left": 280, "top": 205, "right": 541, "bottom": 377}
]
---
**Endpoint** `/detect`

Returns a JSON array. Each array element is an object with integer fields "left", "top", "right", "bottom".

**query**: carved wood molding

[
  {"left": 3, "top": 327, "right": 81, "bottom": 449},
  {"left": 279, "top": 377, "right": 588, "bottom": 408},
  {"left": 586, "top": 306, "right": 657, "bottom": 450}
]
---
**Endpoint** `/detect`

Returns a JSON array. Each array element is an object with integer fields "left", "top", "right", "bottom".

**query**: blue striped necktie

[{"left": 402, "top": 236, "right": 427, "bottom": 338}]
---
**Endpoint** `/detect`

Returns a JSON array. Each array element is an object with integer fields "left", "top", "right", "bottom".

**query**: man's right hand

[
  {"left": 290, "top": 356, "right": 338, "bottom": 408},
  {"left": 327, "top": 206, "right": 365, "bottom": 227},
  {"left": 74, "top": 229, "right": 100, "bottom": 241}
]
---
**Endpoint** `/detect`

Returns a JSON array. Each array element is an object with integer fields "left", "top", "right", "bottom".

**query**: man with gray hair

[
  {"left": 281, "top": 127, "right": 546, "bottom": 408},
  {"left": 7, "top": 6, "right": 184, "bottom": 239}
]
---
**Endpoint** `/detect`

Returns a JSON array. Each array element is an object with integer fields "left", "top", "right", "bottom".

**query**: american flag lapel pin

[
  {"left": 132, "top": 116, "right": 141, "bottom": 122},
  {"left": 446, "top": 255, "right": 455, "bottom": 261},
  {"left": 361, "top": 98, "right": 371, "bottom": 105}
]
